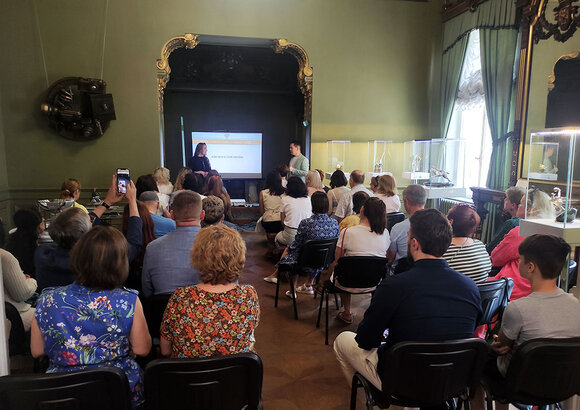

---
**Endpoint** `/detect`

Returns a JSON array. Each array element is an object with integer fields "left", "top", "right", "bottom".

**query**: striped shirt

[{"left": 442, "top": 239, "right": 492, "bottom": 284}]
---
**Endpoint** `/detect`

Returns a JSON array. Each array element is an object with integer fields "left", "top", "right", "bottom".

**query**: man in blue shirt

[
  {"left": 139, "top": 191, "right": 176, "bottom": 238},
  {"left": 334, "top": 208, "right": 482, "bottom": 390},
  {"left": 141, "top": 191, "right": 205, "bottom": 297}
]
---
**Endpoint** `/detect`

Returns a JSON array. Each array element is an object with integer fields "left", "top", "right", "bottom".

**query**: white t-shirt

[
  {"left": 375, "top": 193, "right": 401, "bottom": 213},
  {"left": 335, "top": 184, "right": 373, "bottom": 218},
  {"left": 280, "top": 195, "right": 312, "bottom": 229},
  {"left": 337, "top": 224, "right": 390, "bottom": 257}
]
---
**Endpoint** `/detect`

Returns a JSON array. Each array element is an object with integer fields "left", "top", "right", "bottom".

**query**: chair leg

[
  {"left": 316, "top": 289, "right": 325, "bottom": 328},
  {"left": 484, "top": 389, "right": 493, "bottom": 410},
  {"left": 288, "top": 272, "right": 298, "bottom": 320},
  {"left": 334, "top": 293, "right": 339, "bottom": 309},
  {"left": 325, "top": 290, "right": 330, "bottom": 345},
  {"left": 350, "top": 375, "right": 360, "bottom": 410},
  {"left": 274, "top": 269, "right": 281, "bottom": 308}
]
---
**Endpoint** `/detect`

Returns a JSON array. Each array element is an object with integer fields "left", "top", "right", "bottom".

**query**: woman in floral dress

[
  {"left": 160, "top": 224, "right": 260, "bottom": 358},
  {"left": 31, "top": 226, "right": 151, "bottom": 408}
]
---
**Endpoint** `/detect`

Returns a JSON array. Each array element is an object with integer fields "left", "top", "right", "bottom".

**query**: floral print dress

[
  {"left": 35, "top": 283, "right": 143, "bottom": 408},
  {"left": 160, "top": 284, "right": 260, "bottom": 358}
]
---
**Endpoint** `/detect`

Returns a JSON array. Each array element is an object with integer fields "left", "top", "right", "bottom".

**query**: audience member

[
  {"left": 153, "top": 167, "right": 173, "bottom": 195},
  {"left": 316, "top": 169, "right": 330, "bottom": 193},
  {"left": 278, "top": 164, "right": 289, "bottom": 187},
  {"left": 374, "top": 174, "right": 401, "bottom": 213},
  {"left": 369, "top": 176, "right": 379, "bottom": 194},
  {"left": 334, "top": 208, "right": 482, "bottom": 390},
  {"left": 339, "top": 191, "right": 370, "bottom": 231},
  {"left": 306, "top": 170, "right": 325, "bottom": 197},
  {"left": 139, "top": 191, "right": 175, "bottom": 238},
  {"left": 205, "top": 175, "right": 233, "bottom": 222},
  {"left": 287, "top": 140, "right": 309, "bottom": 182},
  {"left": 334, "top": 170, "right": 373, "bottom": 222},
  {"left": 160, "top": 224, "right": 259, "bottom": 358},
  {"left": 173, "top": 167, "right": 192, "bottom": 191},
  {"left": 387, "top": 184, "right": 426, "bottom": 271},
  {"left": 490, "top": 189, "right": 554, "bottom": 300},
  {"left": 141, "top": 191, "right": 204, "bottom": 297},
  {"left": 327, "top": 169, "right": 350, "bottom": 217},
  {"left": 35, "top": 207, "right": 91, "bottom": 293},
  {"left": 333, "top": 197, "right": 390, "bottom": 324},
  {"left": 60, "top": 178, "right": 88, "bottom": 213},
  {"left": 486, "top": 186, "right": 526, "bottom": 254},
  {"left": 5, "top": 208, "right": 44, "bottom": 277},
  {"left": 2, "top": 248, "right": 37, "bottom": 331},
  {"left": 264, "top": 192, "right": 339, "bottom": 293},
  {"left": 136, "top": 174, "right": 168, "bottom": 210},
  {"left": 188, "top": 142, "right": 211, "bottom": 177},
  {"left": 275, "top": 176, "right": 312, "bottom": 246},
  {"left": 32, "top": 226, "right": 151, "bottom": 408},
  {"left": 258, "top": 170, "right": 285, "bottom": 234},
  {"left": 181, "top": 172, "right": 205, "bottom": 196},
  {"left": 201, "top": 195, "right": 225, "bottom": 226},
  {"left": 443, "top": 204, "right": 491, "bottom": 284}
]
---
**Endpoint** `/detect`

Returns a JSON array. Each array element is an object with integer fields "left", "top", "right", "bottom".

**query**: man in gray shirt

[
  {"left": 141, "top": 190, "right": 205, "bottom": 297},
  {"left": 334, "top": 170, "right": 373, "bottom": 222},
  {"left": 288, "top": 140, "right": 309, "bottom": 182}
]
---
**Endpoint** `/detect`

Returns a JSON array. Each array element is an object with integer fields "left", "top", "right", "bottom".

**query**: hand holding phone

[{"left": 116, "top": 168, "right": 130, "bottom": 194}]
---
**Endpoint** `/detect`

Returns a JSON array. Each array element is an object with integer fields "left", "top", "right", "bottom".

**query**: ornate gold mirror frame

[{"left": 155, "top": 34, "right": 313, "bottom": 165}]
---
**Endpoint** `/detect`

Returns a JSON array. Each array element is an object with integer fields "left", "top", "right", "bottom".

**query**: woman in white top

[
  {"left": 2, "top": 248, "right": 37, "bottom": 331},
  {"left": 306, "top": 170, "right": 325, "bottom": 197},
  {"left": 375, "top": 174, "right": 401, "bottom": 213},
  {"left": 275, "top": 177, "right": 312, "bottom": 246},
  {"left": 259, "top": 170, "right": 285, "bottom": 233},
  {"left": 327, "top": 170, "right": 350, "bottom": 217},
  {"left": 153, "top": 167, "right": 173, "bottom": 195},
  {"left": 333, "top": 197, "right": 390, "bottom": 324}
]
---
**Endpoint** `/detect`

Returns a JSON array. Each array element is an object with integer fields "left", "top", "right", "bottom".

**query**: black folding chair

[
  {"left": 386, "top": 212, "right": 405, "bottom": 233},
  {"left": 317, "top": 256, "right": 388, "bottom": 345},
  {"left": 351, "top": 338, "right": 489, "bottom": 410},
  {"left": 482, "top": 337, "right": 580, "bottom": 410},
  {"left": 0, "top": 367, "right": 131, "bottom": 410},
  {"left": 142, "top": 293, "right": 172, "bottom": 340},
  {"left": 477, "top": 277, "right": 514, "bottom": 341},
  {"left": 144, "top": 352, "right": 263, "bottom": 410},
  {"left": 275, "top": 237, "right": 338, "bottom": 320}
]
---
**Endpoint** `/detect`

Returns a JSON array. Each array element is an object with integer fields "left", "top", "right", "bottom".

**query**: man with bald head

[
  {"left": 334, "top": 170, "right": 373, "bottom": 223},
  {"left": 141, "top": 190, "right": 205, "bottom": 297}
]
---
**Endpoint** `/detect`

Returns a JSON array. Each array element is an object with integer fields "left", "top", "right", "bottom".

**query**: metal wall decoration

[
  {"left": 532, "top": 0, "right": 580, "bottom": 43},
  {"left": 40, "top": 77, "right": 116, "bottom": 141}
]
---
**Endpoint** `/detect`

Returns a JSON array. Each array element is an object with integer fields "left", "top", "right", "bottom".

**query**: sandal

[
  {"left": 295, "top": 284, "right": 314, "bottom": 295},
  {"left": 337, "top": 311, "right": 353, "bottom": 324}
]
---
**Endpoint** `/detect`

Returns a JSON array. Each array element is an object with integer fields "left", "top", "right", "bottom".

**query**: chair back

[
  {"left": 387, "top": 212, "right": 405, "bottom": 232},
  {"left": 477, "top": 277, "right": 514, "bottom": 330},
  {"left": 380, "top": 338, "right": 489, "bottom": 407},
  {"left": 334, "top": 256, "right": 388, "bottom": 289},
  {"left": 0, "top": 367, "right": 130, "bottom": 410},
  {"left": 144, "top": 352, "right": 263, "bottom": 410},
  {"left": 297, "top": 237, "right": 338, "bottom": 270},
  {"left": 143, "top": 293, "right": 172, "bottom": 339},
  {"left": 4, "top": 302, "right": 26, "bottom": 356},
  {"left": 567, "top": 259, "right": 577, "bottom": 290},
  {"left": 503, "top": 337, "right": 580, "bottom": 404}
]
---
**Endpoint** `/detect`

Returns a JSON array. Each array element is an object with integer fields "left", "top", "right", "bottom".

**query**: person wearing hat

[{"left": 139, "top": 191, "right": 175, "bottom": 238}]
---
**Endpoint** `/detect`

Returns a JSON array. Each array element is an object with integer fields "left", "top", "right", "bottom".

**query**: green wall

[{"left": 0, "top": 0, "right": 442, "bottom": 192}]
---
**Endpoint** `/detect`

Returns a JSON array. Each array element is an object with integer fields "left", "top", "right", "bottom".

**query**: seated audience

[
  {"left": 442, "top": 204, "right": 491, "bottom": 284},
  {"left": 264, "top": 192, "right": 339, "bottom": 294},
  {"left": 387, "top": 184, "right": 426, "bottom": 272},
  {"left": 369, "top": 176, "right": 379, "bottom": 194},
  {"left": 201, "top": 195, "right": 240, "bottom": 231},
  {"left": 141, "top": 191, "right": 204, "bottom": 298},
  {"left": 374, "top": 174, "right": 401, "bottom": 213},
  {"left": 316, "top": 169, "right": 330, "bottom": 193},
  {"left": 5, "top": 208, "right": 44, "bottom": 277},
  {"left": 136, "top": 174, "right": 168, "bottom": 210},
  {"left": 339, "top": 191, "right": 370, "bottom": 231},
  {"left": 490, "top": 189, "right": 554, "bottom": 300},
  {"left": 258, "top": 170, "right": 284, "bottom": 234},
  {"left": 32, "top": 226, "right": 151, "bottom": 408},
  {"left": 205, "top": 175, "right": 234, "bottom": 222},
  {"left": 139, "top": 191, "right": 175, "bottom": 238},
  {"left": 334, "top": 208, "right": 482, "bottom": 390},
  {"left": 35, "top": 207, "right": 91, "bottom": 293},
  {"left": 160, "top": 224, "right": 259, "bottom": 358},
  {"left": 335, "top": 170, "right": 373, "bottom": 222},
  {"left": 181, "top": 172, "right": 205, "bottom": 195},
  {"left": 275, "top": 176, "right": 312, "bottom": 246},
  {"left": 60, "top": 178, "right": 88, "bottom": 213},
  {"left": 327, "top": 169, "right": 350, "bottom": 217},
  {"left": 173, "top": 167, "right": 192, "bottom": 191},
  {"left": 153, "top": 166, "right": 173, "bottom": 195},
  {"left": 486, "top": 186, "right": 526, "bottom": 254},
  {"left": 2, "top": 248, "right": 37, "bottom": 331},
  {"left": 278, "top": 164, "right": 289, "bottom": 187},
  {"left": 333, "top": 197, "right": 390, "bottom": 324},
  {"left": 306, "top": 170, "right": 325, "bottom": 197}
]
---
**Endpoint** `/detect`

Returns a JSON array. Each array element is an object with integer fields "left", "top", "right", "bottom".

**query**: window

[{"left": 446, "top": 30, "right": 493, "bottom": 190}]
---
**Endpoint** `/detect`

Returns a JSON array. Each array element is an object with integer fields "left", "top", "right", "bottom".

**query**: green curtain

[
  {"left": 481, "top": 27, "right": 519, "bottom": 190},
  {"left": 440, "top": 34, "right": 468, "bottom": 139}
]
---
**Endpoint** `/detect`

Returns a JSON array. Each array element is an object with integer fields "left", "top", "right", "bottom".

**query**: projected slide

[{"left": 192, "top": 132, "right": 262, "bottom": 179}]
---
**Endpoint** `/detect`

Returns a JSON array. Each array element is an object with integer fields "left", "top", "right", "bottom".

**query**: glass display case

[
  {"left": 367, "top": 140, "right": 392, "bottom": 173},
  {"left": 527, "top": 140, "right": 560, "bottom": 181},
  {"left": 402, "top": 140, "right": 430, "bottom": 182},
  {"left": 326, "top": 140, "right": 350, "bottom": 173}
]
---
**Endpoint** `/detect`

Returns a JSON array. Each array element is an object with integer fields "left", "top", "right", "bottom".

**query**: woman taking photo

[
  {"left": 188, "top": 142, "right": 211, "bottom": 177},
  {"left": 31, "top": 226, "right": 151, "bottom": 408},
  {"left": 160, "top": 224, "right": 259, "bottom": 358}
]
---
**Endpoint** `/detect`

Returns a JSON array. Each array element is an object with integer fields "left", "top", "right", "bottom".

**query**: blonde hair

[
  {"left": 526, "top": 190, "right": 555, "bottom": 220},
  {"left": 306, "top": 170, "right": 323, "bottom": 190},
  {"left": 377, "top": 175, "right": 397, "bottom": 197},
  {"left": 191, "top": 224, "right": 246, "bottom": 285},
  {"left": 153, "top": 167, "right": 170, "bottom": 185},
  {"left": 60, "top": 178, "right": 81, "bottom": 200},
  {"left": 173, "top": 167, "right": 192, "bottom": 191}
]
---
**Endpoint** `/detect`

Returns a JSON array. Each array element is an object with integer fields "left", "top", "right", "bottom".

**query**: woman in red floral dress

[{"left": 160, "top": 224, "right": 260, "bottom": 357}]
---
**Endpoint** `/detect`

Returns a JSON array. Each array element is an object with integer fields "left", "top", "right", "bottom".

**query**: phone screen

[{"left": 116, "top": 169, "right": 130, "bottom": 194}]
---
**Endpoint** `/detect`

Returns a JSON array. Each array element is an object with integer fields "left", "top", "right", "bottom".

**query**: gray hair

[
  {"left": 527, "top": 190, "right": 555, "bottom": 220},
  {"left": 49, "top": 207, "right": 91, "bottom": 249},
  {"left": 403, "top": 184, "right": 427, "bottom": 206}
]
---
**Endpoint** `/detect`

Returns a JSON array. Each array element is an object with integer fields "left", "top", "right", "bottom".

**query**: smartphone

[{"left": 116, "top": 168, "right": 130, "bottom": 194}]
